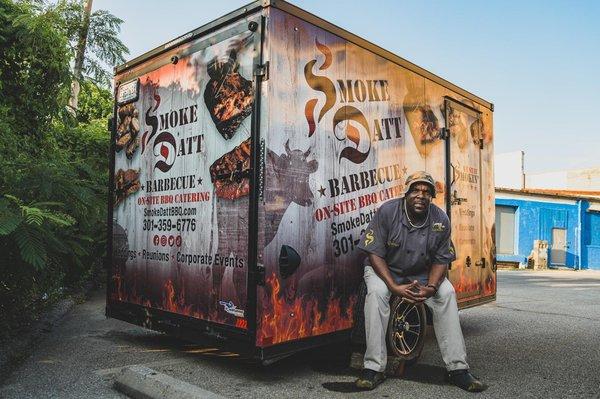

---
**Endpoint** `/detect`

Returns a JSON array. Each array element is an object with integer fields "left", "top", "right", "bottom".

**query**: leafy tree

[
  {"left": 51, "top": 0, "right": 128, "bottom": 112},
  {"left": 0, "top": 0, "right": 112, "bottom": 339},
  {"left": 56, "top": 0, "right": 128, "bottom": 85},
  {"left": 0, "top": 0, "right": 71, "bottom": 138},
  {"left": 76, "top": 80, "right": 113, "bottom": 124}
]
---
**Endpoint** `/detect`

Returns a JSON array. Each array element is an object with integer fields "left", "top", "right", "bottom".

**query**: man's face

[{"left": 405, "top": 182, "right": 433, "bottom": 215}]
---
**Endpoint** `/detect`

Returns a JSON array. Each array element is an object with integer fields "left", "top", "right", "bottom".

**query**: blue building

[{"left": 495, "top": 188, "right": 600, "bottom": 270}]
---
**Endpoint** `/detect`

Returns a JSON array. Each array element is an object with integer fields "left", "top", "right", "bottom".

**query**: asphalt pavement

[{"left": 1, "top": 269, "right": 599, "bottom": 398}]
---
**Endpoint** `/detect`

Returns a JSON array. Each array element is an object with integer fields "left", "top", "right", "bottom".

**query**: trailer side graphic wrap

[
  {"left": 110, "top": 22, "right": 257, "bottom": 329},
  {"left": 257, "top": 9, "right": 495, "bottom": 346}
]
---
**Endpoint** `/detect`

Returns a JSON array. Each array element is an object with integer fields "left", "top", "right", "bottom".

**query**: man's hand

[
  {"left": 390, "top": 280, "right": 425, "bottom": 303},
  {"left": 413, "top": 283, "right": 436, "bottom": 299},
  {"left": 391, "top": 280, "right": 437, "bottom": 303}
]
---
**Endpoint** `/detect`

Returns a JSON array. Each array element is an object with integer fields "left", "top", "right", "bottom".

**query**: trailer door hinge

[
  {"left": 256, "top": 263, "right": 265, "bottom": 286},
  {"left": 254, "top": 61, "right": 269, "bottom": 81}
]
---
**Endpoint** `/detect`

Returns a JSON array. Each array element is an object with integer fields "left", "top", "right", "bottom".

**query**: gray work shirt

[{"left": 357, "top": 198, "right": 456, "bottom": 284}]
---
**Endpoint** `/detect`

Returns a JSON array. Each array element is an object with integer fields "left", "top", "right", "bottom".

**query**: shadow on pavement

[
  {"left": 321, "top": 381, "right": 364, "bottom": 393},
  {"left": 402, "top": 363, "right": 447, "bottom": 386}
]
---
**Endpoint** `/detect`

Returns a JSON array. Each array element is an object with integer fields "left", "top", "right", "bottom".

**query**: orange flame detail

[
  {"left": 451, "top": 261, "right": 497, "bottom": 301},
  {"left": 257, "top": 273, "right": 356, "bottom": 346},
  {"left": 315, "top": 39, "right": 332, "bottom": 70},
  {"left": 110, "top": 275, "right": 245, "bottom": 329}
]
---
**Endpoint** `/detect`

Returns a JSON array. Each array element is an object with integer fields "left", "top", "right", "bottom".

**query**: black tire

[
  {"left": 386, "top": 297, "right": 427, "bottom": 363},
  {"left": 351, "top": 283, "right": 427, "bottom": 366}
]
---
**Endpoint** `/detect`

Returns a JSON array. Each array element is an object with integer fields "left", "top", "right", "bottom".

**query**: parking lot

[{"left": 1, "top": 269, "right": 599, "bottom": 398}]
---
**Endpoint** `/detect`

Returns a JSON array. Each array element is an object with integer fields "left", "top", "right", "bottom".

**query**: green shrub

[{"left": 0, "top": 0, "right": 112, "bottom": 339}]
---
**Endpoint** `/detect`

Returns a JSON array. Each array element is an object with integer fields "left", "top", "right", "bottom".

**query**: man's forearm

[
  {"left": 368, "top": 253, "right": 397, "bottom": 289},
  {"left": 427, "top": 263, "right": 447, "bottom": 288}
]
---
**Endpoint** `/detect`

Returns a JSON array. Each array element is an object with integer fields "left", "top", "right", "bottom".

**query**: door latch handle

[
  {"left": 451, "top": 190, "right": 467, "bottom": 205},
  {"left": 475, "top": 258, "right": 486, "bottom": 268}
]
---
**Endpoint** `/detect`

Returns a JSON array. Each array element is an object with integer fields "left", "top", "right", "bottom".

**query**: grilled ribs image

[
  {"left": 204, "top": 40, "right": 254, "bottom": 140},
  {"left": 209, "top": 138, "right": 251, "bottom": 200},
  {"left": 114, "top": 168, "right": 141, "bottom": 206},
  {"left": 115, "top": 103, "right": 141, "bottom": 159}
]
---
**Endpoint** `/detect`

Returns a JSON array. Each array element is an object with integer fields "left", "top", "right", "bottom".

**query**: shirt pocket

[{"left": 386, "top": 229, "right": 404, "bottom": 249}]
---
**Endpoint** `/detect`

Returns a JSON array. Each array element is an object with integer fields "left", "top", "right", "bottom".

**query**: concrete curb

[
  {"left": 0, "top": 297, "right": 76, "bottom": 382},
  {"left": 114, "top": 365, "right": 227, "bottom": 399}
]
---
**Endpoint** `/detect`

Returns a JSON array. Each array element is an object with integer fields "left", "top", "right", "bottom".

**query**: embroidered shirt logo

[
  {"left": 432, "top": 222, "right": 446, "bottom": 232},
  {"left": 364, "top": 229, "right": 375, "bottom": 246}
]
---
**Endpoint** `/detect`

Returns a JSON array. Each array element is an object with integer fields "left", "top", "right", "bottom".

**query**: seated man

[{"left": 355, "top": 171, "right": 487, "bottom": 393}]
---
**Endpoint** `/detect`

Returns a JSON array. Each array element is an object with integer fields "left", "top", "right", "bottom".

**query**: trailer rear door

[
  {"left": 109, "top": 18, "right": 262, "bottom": 331},
  {"left": 445, "top": 98, "right": 484, "bottom": 301}
]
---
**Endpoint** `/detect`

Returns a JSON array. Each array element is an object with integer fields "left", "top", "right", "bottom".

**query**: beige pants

[{"left": 363, "top": 266, "right": 469, "bottom": 372}]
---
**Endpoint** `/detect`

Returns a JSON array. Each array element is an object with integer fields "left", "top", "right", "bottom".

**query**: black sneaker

[
  {"left": 447, "top": 369, "right": 488, "bottom": 392},
  {"left": 355, "top": 368, "right": 386, "bottom": 390}
]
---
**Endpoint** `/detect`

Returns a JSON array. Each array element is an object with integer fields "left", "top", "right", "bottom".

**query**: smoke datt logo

[
  {"left": 152, "top": 131, "right": 177, "bottom": 172},
  {"left": 140, "top": 91, "right": 178, "bottom": 173},
  {"left": 303, "top": 39, "right": 371, "bottom": 164}
]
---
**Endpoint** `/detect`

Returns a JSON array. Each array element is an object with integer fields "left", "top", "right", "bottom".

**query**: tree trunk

[{"left": 68, "top": 0, "right": 93, "bottom": 115}]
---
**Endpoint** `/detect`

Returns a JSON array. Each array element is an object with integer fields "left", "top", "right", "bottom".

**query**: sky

[{"left": 95, "top": 0, "right": 600, "bottom": 174}]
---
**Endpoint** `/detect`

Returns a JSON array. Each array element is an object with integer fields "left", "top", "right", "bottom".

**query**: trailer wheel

[{"left": 386, "top": 297, "right": 427, "bottom": 362}]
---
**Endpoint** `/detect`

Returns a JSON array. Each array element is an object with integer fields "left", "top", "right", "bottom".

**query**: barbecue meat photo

[
  {"left": 114, "top": 169, "right": 141, "bottom": 206},
  {"left": 209, "top": 138, "right": 251, "bottom": 199},
  {"left": 204, "top": 55, "right": 254, "bottom": 140},
  {"left": 115, "top": 103, "right": 141, "bottom": 159},
  {"left": 402, "top": 78, "right": 443, "bottom": 157}
]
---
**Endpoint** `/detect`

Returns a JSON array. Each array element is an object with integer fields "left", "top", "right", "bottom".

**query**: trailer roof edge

[
  {"left": 114, "top": 1, "right": 264, "bottom": 75},
  {"left": 268, "top": 0, "right": 493, "bottom": 111},
  {"left": 114, "top": 0, "right": 493, "bottom": 111}
]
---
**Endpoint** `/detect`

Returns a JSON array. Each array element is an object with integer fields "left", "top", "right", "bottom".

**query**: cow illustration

[
  {"left": 264, "top": 140, "right": 318, "bottom": 245},
  {"left": 212, "top": 140, "right": 318, "bottom": 313}
]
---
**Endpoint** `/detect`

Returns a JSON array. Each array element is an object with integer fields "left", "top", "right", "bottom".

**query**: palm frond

[
  {"left": 0, "top": 198, "right": 23, "bottom": 235},
  {"left": 13, "top": 225, "right": 47, "bottom": 270}
]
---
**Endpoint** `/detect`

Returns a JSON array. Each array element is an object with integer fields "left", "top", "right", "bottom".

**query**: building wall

[
  {"left": 496, "top": 194, "right": 600, "bottom": 270},
  {"left": 583, "top": 204, "right": 600, "bottom": 269},
  {"left": 527, "top": 167, "right": 600, "bottom": 191},
  {"left": 495, "top": 197, "right": 578, "bottom": 268}
]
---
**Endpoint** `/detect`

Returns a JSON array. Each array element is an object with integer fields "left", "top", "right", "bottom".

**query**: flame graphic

[
  {"left": 110, "top": 275, "right": 241, "bottom": 328},
  {"left": 152, "top": 92, "right": 161, "bottom": 111},
  {"left": 305, "top": 99, "right": 318, "bottom": 137},
  {"left": 160, "top": 144, "right": 169, "bottom": 159},
  {"left": 450, "top": 263, "right": 496, "bottom": 301},
  {"left": 315, "top": 39, "right": 332, "bottom": 70},
  {"left": 142, "top": 91, "right": 161, "bottom": 154},
  {"left": 303, "top": 39, "right": 336, "bottom": 134},
  {"left": 483, "top": 274, "right": 496, "bottom": 296},
  {"left": 258, "top": 273, "right": 356, "bottom": 346}
]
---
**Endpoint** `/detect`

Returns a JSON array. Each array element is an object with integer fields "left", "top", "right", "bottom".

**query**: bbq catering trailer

[{"left": 107, "top": 0, "right": 496, "bottom": 363}]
